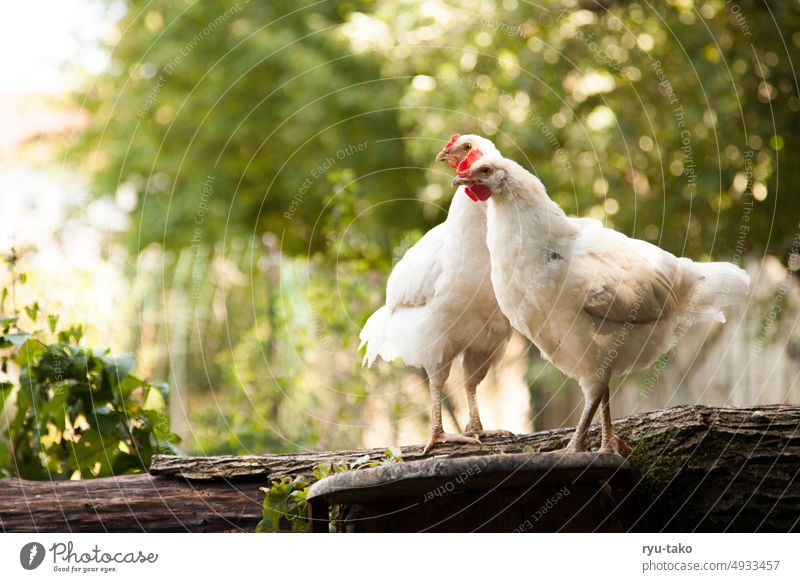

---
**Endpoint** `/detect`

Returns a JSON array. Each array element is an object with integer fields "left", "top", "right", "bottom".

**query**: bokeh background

[{"left": 1, "top": 0, "right": 799, "bottom": 461}]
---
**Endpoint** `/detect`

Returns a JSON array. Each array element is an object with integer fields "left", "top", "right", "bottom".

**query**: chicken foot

[
  {"left": 598, "top": 388, "right": 632, "bottom": 455},
  {"left": 461, "top": 350, "right": 514, "bottom": 440},
  {"left": 462, "top": 383, "right": 514, "bottom": 438},
  {"left": 546, "top": 390, "right": 603, "bottom": 454},
  {"left": 547, "top": 382, "right": 631, "bottom": 455},
  {"left": 422, "top": 364, "right": 481, "bottom": 454}
]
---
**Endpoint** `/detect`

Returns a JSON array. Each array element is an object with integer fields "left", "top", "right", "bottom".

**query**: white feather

[{"left": 359, "top": 188, "right": 511, "bottom": 374}]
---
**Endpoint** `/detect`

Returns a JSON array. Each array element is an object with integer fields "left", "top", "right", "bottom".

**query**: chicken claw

[
  {"left": 599, "top": 435, "right": 633, "bottom": 456},
  {"left": 462, "top": 428, "right": 514, "bottom": 439},
  {"left": 422, "top": 431, "right": 481, "bottom": 455}
]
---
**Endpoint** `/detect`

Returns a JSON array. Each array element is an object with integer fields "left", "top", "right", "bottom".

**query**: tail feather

[
  {"left": 686, "top": 261, "right": 750, "bottom": 323},
  {"left": 359, "top": 306, "right": 395, "bottom": 367}
]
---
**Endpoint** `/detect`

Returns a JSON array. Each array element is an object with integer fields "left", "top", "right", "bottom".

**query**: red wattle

[
  {"left": 449, "top": 161, "right": 457, "bottom": 169},
  {"left": 470, "top": 184, "right": 493, "bottom": 201}
]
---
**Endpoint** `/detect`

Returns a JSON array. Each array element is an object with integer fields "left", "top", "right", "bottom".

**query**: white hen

[
  {"left": 360, "top": 135, "right": 512, "bottom": 454},
  {"left": 452, "top": 150, "right": 750, "bottom": 454}
]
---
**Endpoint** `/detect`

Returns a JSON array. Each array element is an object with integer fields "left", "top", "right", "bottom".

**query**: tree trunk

[
  {"left": 1, "top": 405, "right": 798, "bottom": 532},
  {"left": 0, "top": 475, "right": 263, "bottom": 532}
]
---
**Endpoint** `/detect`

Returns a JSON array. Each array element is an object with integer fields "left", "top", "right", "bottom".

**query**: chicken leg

[
  {"left": 547, "top": 378, "right": 604, "bottom": 454},
  {"left": 422, "top": 363, "right": 480, "bottom": 454},
  {"left": 598, "top": 388, "right": 632, "bottom": 455},
  {"left": 462, "top": 349, "right": 514, "bottom": 439},
  {"left": 548, "top": 380, "right": 631, "bottom": 455}
]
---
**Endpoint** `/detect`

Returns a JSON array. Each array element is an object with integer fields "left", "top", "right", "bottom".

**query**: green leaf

[
  {"left": 47, "top": 314, "right": 59, "bottom": 333},
  {"left": 150, "top": 382, "right": 170, "bottom": 404},
  {"left": 15, "top": 338, "right": 44, "bottom": 367},
  {"left": 3, "top": 332, "right": 30, "bottom": 349},
  {"left": 0, "top": 381, "right": 14, "bottom": 417},
  {"left": 101, "top": 353, "right": 136, "bottom": 386},
  {"left": 350, "top": 453, "right": 371, "bottom": 469},
  {"left": 143, "top": 385, "right": 167, "bottom": 412},
  {"left": 93, "top": 407, "right": 125, "bottom": 437},
  {"left": 24, "top": 302, "right": 39, "bottom": 322},
  {"left": 117, "top": 375, "right": 145, "bottom": 397},
  {"left": 384, "top": 446, "right": 403, "bottom": 463},
  {"left": 0, "top": 314, "right": 17, "bottom": 327},
  {"left": 292, "top": 475, "right": 310, "bottom": 489},
  {"left": 0, "top": 260, "right": 176, "bottom": 479},
  {"left": 313, "top": 462, "right": 332, "bottom": 480},
  {"left": 57, "top": 324, "right": 83, "bottom": 345},
  {"left": 112, "top": 453, "right": 144, "bottom": 475}
]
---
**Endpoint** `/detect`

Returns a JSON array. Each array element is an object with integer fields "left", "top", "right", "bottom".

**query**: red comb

[
  {"left": 445, "top": 133, "right": 460, "bottom": 149},
  {"left": 457, "top": 148, "right": 484, "bottom": 175}
]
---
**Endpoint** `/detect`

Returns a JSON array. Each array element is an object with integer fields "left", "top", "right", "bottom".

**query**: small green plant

[
  {"left": 0, "top": 248, "right": 179, "bottom": 479},
  {"left": 256, "top": 447, "right": 404, "bottom": 533}
]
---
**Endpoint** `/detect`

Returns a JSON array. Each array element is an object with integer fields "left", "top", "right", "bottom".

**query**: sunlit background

[{"left": 1, "top": 0, "right": 799, "bottom": 463}]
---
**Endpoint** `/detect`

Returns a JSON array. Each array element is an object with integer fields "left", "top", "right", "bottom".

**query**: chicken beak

[
  {"left": 451, "top": 175, "right": 472, "bottom": 188},
  {"left": 435, "top": 149, "right": 450, "bottom": 162}
]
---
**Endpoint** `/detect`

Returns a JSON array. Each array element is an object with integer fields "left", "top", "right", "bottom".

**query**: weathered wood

[
  {"left": 625, "top": 405, "right": 800, "bottom": 531},
  {"left": 2, "top": 405, "right": 798, "bottom": 532},
  {"left": 306, "top": 452, "right": 637, "bottom": 532},
  {"left": 149, "top": 404, "right": 800, "bottom": 532},
  {"left": 306, "top": 452, "right": 629, "bottom": 503},
  {"left": 0, "top": 474, "right": 262, "bottom": 533}
]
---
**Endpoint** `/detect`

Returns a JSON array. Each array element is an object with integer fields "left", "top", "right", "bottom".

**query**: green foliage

[
  {"left": 256, "top": 447, "right": 403, "bottom": 532},
  {"left": 0, "top": 250, "right": 180, "bottom": 479},
  {"left": 187, "top": 233, "right": 382, "bottom": 454},
  {"left": 66, "top": 0, "right": 799, "bottom": 455},
  {"left": 71, "top": 0, "right": 423, "bottom": 264},
  {"left": 72, "top": 0, "right": 798, "bottom": 265}
]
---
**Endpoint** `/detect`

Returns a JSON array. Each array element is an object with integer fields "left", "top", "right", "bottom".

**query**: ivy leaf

[
  {"left": 313, "top": 462, "right": 332, "bottom": 480},
  {"left": 350, "top": 453, "right": 371, "bottom": 469},
  {"left": 143, "top": 385, "right": 167, "bottom": 412},
  {"left": 15, "top": 338, "right": 44, "bottom": 368},
  {"left": 384, "top": 446, "right": 403, "bottom": 463},
  {"left": 150, "top": 382, "right": 170, "bottom": 405},
  {"left": 24, "top": 302, "right": 39, "bottom": 322},
  {"left": 292, "top": 475, "right": 310, "bottom": 489},
  {"left": 101, "top": 353, "right": 136, "bottom": 386},
  {"left": 47, "top": 314, "right": 59, "bottom": 333},
  {"left": 3, "top": 332, "right": 30, "bottom": 349}
]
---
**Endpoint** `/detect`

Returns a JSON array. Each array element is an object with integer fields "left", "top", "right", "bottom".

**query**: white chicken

[
  {"left": 360, "top": 135, "right": 512, "bottom": 454},
  {"left": 452, "top": 149, "right": 750, "bottom": 454}
]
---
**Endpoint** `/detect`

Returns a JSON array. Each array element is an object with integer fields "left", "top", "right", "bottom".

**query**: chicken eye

[
  {"left": 481, "top": 167, "right": 492, "bottom": 175},
  {"left": 463, "top": 143, "right": 472, "bottom": 150}
]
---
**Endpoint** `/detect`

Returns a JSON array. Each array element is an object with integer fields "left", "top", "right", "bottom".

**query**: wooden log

[
  {"left": 1, "top": 405, "right": 798, "bottom": 532},
  {"left": 306, "top": 452, "right": 638, "bottom": 532},
  {"left": 0, "top": 475, "right": 263, "bottom": 533},
  {"left": 149, "top": 404, "right": 800, "bottom": 532}
]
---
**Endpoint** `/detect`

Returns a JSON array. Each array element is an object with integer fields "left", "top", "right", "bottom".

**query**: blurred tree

[
  {"left": 372, "top": 0, "right": 798, "bottom": 259},
  {"left": 73, "top": 0, "right": 425, "bottom": 262},
  {"left": 70, "top": 0, "right": 799, "bottom": 453},
  {"left": 73, "top": 0, "right": 799, "bottom": 269}
]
